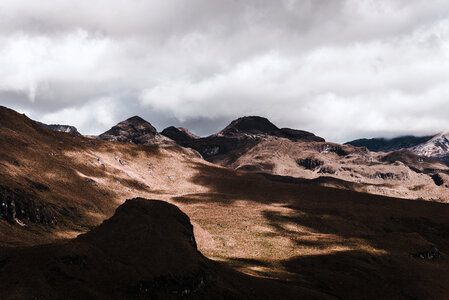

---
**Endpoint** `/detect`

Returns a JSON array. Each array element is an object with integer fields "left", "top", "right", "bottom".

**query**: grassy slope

[{"left": 1, "top": 106, "right": 449, "bottom": 299}]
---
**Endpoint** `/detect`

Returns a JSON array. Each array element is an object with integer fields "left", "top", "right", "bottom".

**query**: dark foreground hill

[{"left": 0, "top": 198, "right": 323, "bottom": 299}]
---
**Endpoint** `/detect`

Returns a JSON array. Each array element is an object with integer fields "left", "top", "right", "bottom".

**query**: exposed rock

[
  {"left": 373, "top": 172, "right": 406, "bottom": 181},
  {"left": 297, "top": 158, "right": 324, "bottom": 170},
  {"left": 318, "top": 166, "right": 337, "bottom": 174},
  {"left": 115, "top": 156, "right": 127, "bottom": 166},
  {"left": 430, "top": 174, "right": 444, "bottom": 186},
  {"left": 36, "top": 121, "right": 80, "bottom": 135},
  {"left": 411, "top": 246, "right": 441, "bottom": 261},
  {"left": 0, "top": 185, "right": 57, "bottom": 226},
  {"left": 86, "top": 178, "right": 98, "bottom": 186},
  {"left": 318, "top": 144, "right": 349, "bottom": 156}
]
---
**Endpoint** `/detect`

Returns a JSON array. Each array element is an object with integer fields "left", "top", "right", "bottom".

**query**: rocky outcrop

[
  {"left": 297, "top": 158, "right": 324, "bottom": 170},
  {"left": 36, "top": 122, "right": 80, "bottom": 135},
  {"left": 0, "top": 185, "right": 58, "bottom": 226},
  {"left": 430, "top": 174, "right": 445, "bottom": 186}
]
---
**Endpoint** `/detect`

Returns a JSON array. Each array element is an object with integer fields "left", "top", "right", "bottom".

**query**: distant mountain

[
  {"left": 216, "top": 116, "right": 280, "bottom": 137},
  {"left": 345, "top": 135, "right": 434, "bottom": 152},
  {"left": 161, "top": 126, "right": 199, "bottom": 144},
  {"left": 215, "top": 116, "right": 325, "bottom": 142},
  {"left": 164, "top": 116, "right": 324, "bottom": 163},
  {"left": 36, "top": 121, "right": 80, "bottom": 135},
  {"left": 346, "top": 133, "right": 449, "bottom": 166},
  {"left": 411, "top": 132, "right": 449, "bottom": 165},
  {"left": 98, "top": 116, "right": 174, "bottom": 146}
]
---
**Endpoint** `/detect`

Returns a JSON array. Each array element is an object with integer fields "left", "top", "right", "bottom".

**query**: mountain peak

[
  {"left": 161, "top": 126, "right": 199, "bottom": 145},
  {"left": 99, "top": 116, "right": 158, "bottom": 144},
  {"left": 218, "top": 116, "right": 280, "bottom": 136},
  {"left": 125, "top": 115, "right": 150, "bottom": 124},
  {"left": 215, "top": 116, "right": 324, "bottom": 142}
]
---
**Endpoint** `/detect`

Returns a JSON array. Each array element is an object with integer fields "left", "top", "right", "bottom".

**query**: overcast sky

[{"left": 0, "top": 0, "right": 448, "bottom": 142}]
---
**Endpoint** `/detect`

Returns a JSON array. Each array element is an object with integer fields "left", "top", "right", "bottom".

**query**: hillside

[
  {"left": 162, "top": 116, "right": 324, "bottom": 162},
  {"left": 1, "top": 105, "right": 449, "bottom": 299}
]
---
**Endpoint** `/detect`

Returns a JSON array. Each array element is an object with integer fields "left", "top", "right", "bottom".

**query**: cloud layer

[{"left": 0, "top": 0, "right": 448, "bottom": 142}]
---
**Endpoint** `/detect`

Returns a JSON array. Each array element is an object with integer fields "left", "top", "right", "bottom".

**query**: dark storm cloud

[{"left": 0, "top": 0, "right": 448, "bottom": 141}]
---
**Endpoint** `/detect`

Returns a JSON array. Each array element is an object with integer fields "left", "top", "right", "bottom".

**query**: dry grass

[{"left": 1, "top": 106, "right": 449, "bottom": 298}]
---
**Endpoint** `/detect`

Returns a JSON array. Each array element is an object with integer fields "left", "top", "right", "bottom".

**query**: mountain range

[
  {"left": 1, "top": 105, "right": 449, "bottom": 299},
  {"left": 346, "top": 133, "right": 449, "bottom": 166}
]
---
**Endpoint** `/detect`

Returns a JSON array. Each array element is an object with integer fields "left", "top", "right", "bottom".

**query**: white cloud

[{"left": 0, "top": 0, "right": 448, "bottom": 141}]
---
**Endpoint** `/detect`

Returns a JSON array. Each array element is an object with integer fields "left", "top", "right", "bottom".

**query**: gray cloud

[{"left": 0, "top": 0, "right": 448, "bottom": 141}]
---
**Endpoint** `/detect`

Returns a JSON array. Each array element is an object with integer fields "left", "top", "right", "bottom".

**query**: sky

[{"left": 0, "top": 0, "right": 449, "bottom": 142}]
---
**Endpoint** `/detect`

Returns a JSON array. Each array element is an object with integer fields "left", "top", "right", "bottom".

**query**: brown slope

[
  {"left": 0, "top": 106, "right": 205, "bottom": 246},
  {"left": 2, "top": 105, "right": 449, "bottom": 298},
  {"left": 220, "top": 136, "right": 449, "bottom": 202},
  {"left": 0, "top": 198, "right": 324, "bottom": 299},
  {"left": 174, "top": 163, "right": 449, "bottom": 299}
]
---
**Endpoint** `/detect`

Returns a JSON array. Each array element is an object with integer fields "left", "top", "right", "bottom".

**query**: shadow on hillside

[{"left": 173, "top": 162, "right": 449, "bottom": 298}]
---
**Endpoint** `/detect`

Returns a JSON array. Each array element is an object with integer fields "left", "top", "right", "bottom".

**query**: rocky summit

[
  {"left": 216, "top": 116, "right": 325, "bottom": 142},
  {"left": 165, "top": 116, "right": 325, "bottom": 162},
  {"left": 98, "top": 116, "right": 174, "bottom": 146},
  {"left": 37, "top": 121, "right": 80, "bottom": 135}
]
